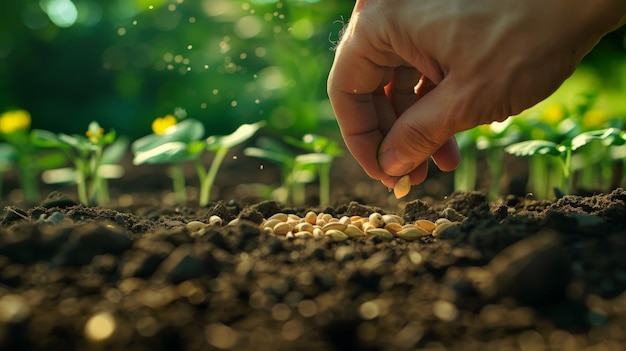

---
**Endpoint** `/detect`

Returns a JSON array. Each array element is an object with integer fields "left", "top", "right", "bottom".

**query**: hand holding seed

[{"left": 328, "top": 0, "right": 626, "bottom": 190}]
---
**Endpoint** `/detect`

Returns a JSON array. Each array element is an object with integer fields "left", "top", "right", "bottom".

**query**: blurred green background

[
  {"left": 0, "top": 0, "right": 354, "bottom": 139},
  {"left": 0, "top": 0, "right": 624, "bottom": 139}
]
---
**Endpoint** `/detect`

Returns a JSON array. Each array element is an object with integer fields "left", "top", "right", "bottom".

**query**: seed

[
  {"left": 344, "top": 224, "right": 366, "bottom": 238},
  {"left": 382, "top": 214, "right": 404, "bottom": 225},
  {"left": 325, "top": 229, "right": 349, "bottom": 242},
  {"left": 415, "top": 220, "right": 436, "bottom": 234},
  {"left": 273, "top": 222, "right": 292, "bottom": 236},
  {"left": 295, "top": 222, "right": 314, "bottom": 233},
  {"left": 367, "top": 228, "right": 394, "bottom": 240},
  {"left": 294, "top": 231, "right": 313, "bottom": 239},
  {"left": 186, "top": 221, "right": 206, "bottom": 232},
  {"left": 433, "top": 221, "right": 459, "bottom": 237},
  {"left": 368, "top": 212, "right": 384, "bottom": 228},
  {"left": 362, "top": 222, "right": 377, "bottom": 233},
  {"left": 435, "top": 218, "right": 452, "bottom": 226},
  {"left": 269, "top": 213, "right": 289, "bottom": 221},
  {"left": 228, "top": 218, "right": 239, "bottom": 226},
  {"left": 208, "top": 215, "right": 223, "bottom": 226},
  {"left": 384, "top": 222, "right": 403, "bottom": 235},
  {"left": 322, "top": 222, "right": 347, "bottom": 232},
  {"left": 312, "top": 227, "right": 324, "bottom": 239},
  {"left": 338, "top": 216, "right": 351, "bottom": 225},
  {"left": 397, "top": 227, "right": 427, "bottom": 240},
  {"left": 393, "top": 174, "right": 412, "bottom": 199},
  {"left": 263, "top": 218, "right": 283, "bottom": 229},
  {"left": 287, "top": 214, "right": 301, "bottom": 222},
  {"left": 304, "top": 211, "right": 317, "bottom": 225}
]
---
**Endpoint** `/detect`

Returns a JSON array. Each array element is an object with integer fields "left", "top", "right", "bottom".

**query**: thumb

[{"left": 378, "top": 78, "right": 466, "bottom": 176}]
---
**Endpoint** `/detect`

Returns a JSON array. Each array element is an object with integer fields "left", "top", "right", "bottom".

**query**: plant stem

[
  {"left": 454, "top": 146, "right": 477, "bottom": 192},
  {"left": 169, "top": 164, "right": 187, "bottom": 204},
  {"left": 318, "top": 162, "right": 331, "bottom": 206},
  {"left": 18, "top": 153, "right": 39, "bottom": 202},
  {"left": 486, "top": 149, "right": 503, "bottom": 201},
  {"left": 561, "top": 149, "right": 572, "bottom": 195},
  {"left": 199, "top": 148, "right": 228, "bottom": 207},
  {"left": 530, "top": 156, "right": 549, "bottom": 199},
  {"left": 75, "top": 159, "right": 89, "bottom": 205}
]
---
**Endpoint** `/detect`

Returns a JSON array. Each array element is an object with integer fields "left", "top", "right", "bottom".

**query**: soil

[{"left": 1, "top": 155, "right": 626, "bottom": 351}]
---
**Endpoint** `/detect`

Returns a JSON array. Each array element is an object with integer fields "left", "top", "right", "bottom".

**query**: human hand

[{"left": 328, "top": 0, "right": 626, "bottom": 190}]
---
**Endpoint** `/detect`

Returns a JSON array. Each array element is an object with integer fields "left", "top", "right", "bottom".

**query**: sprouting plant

[
  {"left": 31, "top": 121, "right": 128, "bottom": 206},
  {"left": 284, "top": 134, "right": 344, "bottom": 206},
  {"left": 132, "top": 114, "right": 264, "bottom": 207},
  {"left": 243, "top": 137, "right": 299, "bottom": 203},
  {"left": 244, "top": 134, "right": 343, "bottom": 206},
  {"left": 132, "top": 115, "right": 206, "bottom": 204},
  {"left": 505, "top": 127, "right": 625, "bottom": 196},
  {"left": 0, "top": 109, "right": 66, "bottom": 202}
]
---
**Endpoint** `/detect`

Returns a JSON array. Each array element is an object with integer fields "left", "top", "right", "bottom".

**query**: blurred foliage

[
  {"left": 0, "top": 0, "right": 353, "bottom": 139},
  {"left": 0, "top": 0, "right": 624, "bottom": 142}
]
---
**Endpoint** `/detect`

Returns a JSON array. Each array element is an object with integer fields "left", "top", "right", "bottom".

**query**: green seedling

[
  {"left": 284, "top": 134, "right": 343, "bottom": 206},
  {"left": 0, "top": 109, "right": 69, "bottom": 202},
  {"left": 132, "top": 116, "right": 206, "bottom": 204},
  {"left": 243, "top": 136, "right": 299, "bottom": 203},
  {"left": 31, "top": 121, "right": 128, "bottom": 206},
  {"left": 505, "top": 127, "right": 625, "bottom": 197},
  {"left": 133, "top": 115, "right": 264, "bottom": 206}
]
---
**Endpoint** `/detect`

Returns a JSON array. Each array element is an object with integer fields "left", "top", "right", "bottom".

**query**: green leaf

[
  {"left": 504, "top": 140, "right": 561, "bottom": 157},
  {"left": 30, "top": 129, "right": 68, "bottom": 149},
  {"left": 132, "top": 119, "right": 205, "bottom": 153},
  {"left": 35, "top": 151, "right": 68, "bottom": 170},
  {"left": 133, "top": 142, "right": 200, "bottom": 165},
  {"left": 570, "top": 128, "right": 624, "bottom": 150},
  {"left": 101, "top": 137, "right": 129, "bottom": 165},
  {"left": 295, "top": 153, "right": 333, "bottom": 164},
  {"left": 243, "top": 146, "right": 295, "bottom": 166},
  {"left": 284, "top": 133, "right": 344, "bottom": 156},
  {"left": 206, "top": 121, "right": 265, "bottom": 150},
  {"left": 58, "top": 133, "right": 95, "bottom": 152}
]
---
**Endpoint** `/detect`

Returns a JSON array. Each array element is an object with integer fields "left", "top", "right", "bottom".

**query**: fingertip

[{"left": 431, "top": 136, "right": 461, "bottom": 172}]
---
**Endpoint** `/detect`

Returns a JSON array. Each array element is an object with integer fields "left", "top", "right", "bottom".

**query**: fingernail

[{"left": 378, "top": 149, "right": 416, "bottom": 176}]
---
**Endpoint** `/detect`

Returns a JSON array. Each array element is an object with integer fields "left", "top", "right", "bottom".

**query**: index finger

[{"left": 327, "top": 37, "right": 398, "bottom": 185}]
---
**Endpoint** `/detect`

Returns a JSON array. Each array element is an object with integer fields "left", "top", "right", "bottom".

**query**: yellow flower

[
  {"left": 541, "top": 104, "right": 565, "bottom": 124},
  {"left": 0, "top": 109, "right": 31, "bottom": 134},
  {"left": 151, "top": 114, "right": 177, "bottom": 135},
  {"left": 86, "top": 127, "right": 104, "bottom": 144},
  {"left": 582, "top": 109, "right": 609, "bottom": 129}
]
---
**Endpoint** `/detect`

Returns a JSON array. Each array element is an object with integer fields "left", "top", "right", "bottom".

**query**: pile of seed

[{"left": 186, "top": 212, "right": 460, "bottom": 242}]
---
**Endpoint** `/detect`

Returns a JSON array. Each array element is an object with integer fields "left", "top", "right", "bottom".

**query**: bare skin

[{"left": 328, "top": 0, "right": 626, "bottom": 189}]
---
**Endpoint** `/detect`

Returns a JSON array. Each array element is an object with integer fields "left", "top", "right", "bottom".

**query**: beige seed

[
  {"left": 273, "top": 222, "right": 292, "bottom": 236},
  {"left": 397, "top": 227, "right": 427, "bottom": 240},
  {"left": 312, "top": 228, "right": 324, "bottom": 239},
  {"left": 321, "top": 213, "right": 333, "bottom": 223},
  {"left": 382, "top": 214, "right": 404, "bottom": 225},
  {"left": 435, "top": 218, "right": 452, "bottom": 226},
  {"left": 367, "top": 228, "right": 394, "bottom": 240},
  {"left": 304, "top": 211, "right": 317, "bottom": 225},
  {"left": 287, "top": 214, "right": 301, "bottom": 221},
  {"left": 362, "top": 222, "right": 377, "bottom": 233},
  {"left": 323, "top": 222, "right": 347, "bottom": 233},
  {"left": 295, "top": 222, "right": 314, "bottom": 233},
  {"left": 325, "top": 229, "right": 349, "bottom": 242},
  {"left": 368, "top": 212, "right": 385, "bottom": 228},
  {"left": 415, "top": 220, "right": 436, "bottom": 234},
  {"left": 344, "top": 224, "right": 366, "bottom": 238},
  {"left": 338, "top": 216, "right": 351, "bottom": 225},
  {"left": 384, "top": 222, "right": 403, "bottom": 235},
  {"left": 186, "top": 221, "right": 207, "bottom": 232},
  {"left": 228, "top": 218, "right": 239, "bottom": 226},
  {"left": 208, "top": 215, "right": 223, "bottom": 226},
  {"left": 433, "top": 221, "right": 459, "bottom": 237},
  {"left": 269, "top": 213, "right": 289, "bottom": 221},
  {"left": 263, "top": 218, "right": 283, "bottom": 229},
  {"left": 294, "top": 231, "right": 313, "bottom": 239},
  {"left": 393, "top": 174, "right": 411, "bottom": 199}
]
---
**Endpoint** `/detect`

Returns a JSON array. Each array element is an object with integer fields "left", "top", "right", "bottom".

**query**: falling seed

[{"left": 394, "top": 175, "right": 411, "bottom": 199}]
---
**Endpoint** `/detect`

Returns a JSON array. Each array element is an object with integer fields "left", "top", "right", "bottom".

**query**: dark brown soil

[{"left": 1, "top": 158, "right": 626, "bottom": 351}]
